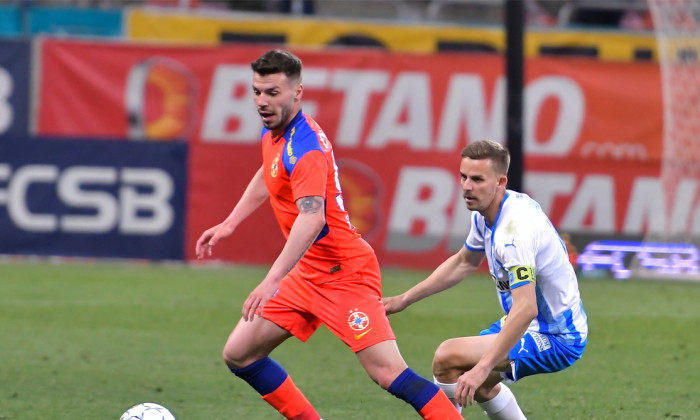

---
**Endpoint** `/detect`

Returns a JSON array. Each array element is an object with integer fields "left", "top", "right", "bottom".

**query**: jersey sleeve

[
  {"left": 465, "top": 212, "right": 485, "bottom": 252},
  {"left": 290, "top": 149, "right": 328, "bottom": 202},
  {"left": 498, "top": 218, "right": 538, "bottom": 290}
]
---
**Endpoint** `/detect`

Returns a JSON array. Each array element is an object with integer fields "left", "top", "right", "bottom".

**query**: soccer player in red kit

[{"left": 195, "top": 49, "right": 462, "bottom": 419}]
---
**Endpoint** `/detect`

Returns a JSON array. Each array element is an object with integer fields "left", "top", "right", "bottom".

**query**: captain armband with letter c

[{"left": 509, "top": 265, "right": 536, "bottom": 289}]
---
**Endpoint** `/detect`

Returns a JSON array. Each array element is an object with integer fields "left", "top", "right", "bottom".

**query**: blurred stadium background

[
  {"left": 2, "top": 1, "right": 700, "bottom": 419},
  {"left": 2, "top": 0, "right": 698, "bottom": 280}
]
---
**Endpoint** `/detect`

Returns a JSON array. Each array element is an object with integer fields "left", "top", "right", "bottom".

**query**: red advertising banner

[{"left": 37, "top": 39, "right": 670, "bottom": 268}]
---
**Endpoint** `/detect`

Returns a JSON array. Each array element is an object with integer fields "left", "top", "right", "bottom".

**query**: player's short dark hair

[
  {"left": 251, "top": 49, "right": 302, "bottom": 82},
  {"left": 461, "top": 140, "right": 510, "bottom": 175}
]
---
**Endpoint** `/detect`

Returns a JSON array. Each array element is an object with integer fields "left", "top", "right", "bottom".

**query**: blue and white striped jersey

[{"left": 465, "top": 190, "right": 588, "bottom": 346}]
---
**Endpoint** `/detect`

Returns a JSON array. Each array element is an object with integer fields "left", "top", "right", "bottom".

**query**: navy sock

[
  {"left": 229, "top": 357, "right": 288, "bottom": 396},
  {"left": 387, "top": 368, "right": 440, "bottom": 412}
]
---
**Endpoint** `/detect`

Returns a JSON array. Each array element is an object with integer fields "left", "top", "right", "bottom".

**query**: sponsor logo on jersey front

[{"left": 493, "top": 274, "right": 510, "bottom": 292}]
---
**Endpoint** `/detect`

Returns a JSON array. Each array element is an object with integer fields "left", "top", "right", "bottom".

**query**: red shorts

[{"left": 262, "top": 255, "right": 396, "bottom": 352}]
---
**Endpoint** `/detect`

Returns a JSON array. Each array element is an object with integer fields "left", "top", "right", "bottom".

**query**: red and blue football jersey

[{"left": 261, "top": 111, "right": 374, "bottom": 282}]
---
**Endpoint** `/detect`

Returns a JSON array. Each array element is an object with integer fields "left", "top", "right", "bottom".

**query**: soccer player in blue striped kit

[{"left": 384, "top": 140, "right": 588, "bottom": 419}]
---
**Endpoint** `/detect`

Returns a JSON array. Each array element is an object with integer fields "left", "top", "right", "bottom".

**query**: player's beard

[{"left": 263, "top": 106, "right": 292, "bottom": 131}]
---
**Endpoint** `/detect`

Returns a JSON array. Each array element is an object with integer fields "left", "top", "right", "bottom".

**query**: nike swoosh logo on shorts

[{"left": 354, "top": 328, "right": 373, "bottom": 340}]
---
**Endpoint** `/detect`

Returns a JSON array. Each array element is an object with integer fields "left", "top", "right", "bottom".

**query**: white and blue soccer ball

[{"left": 120, "top": 402, "right": 176, "bottom": 420}]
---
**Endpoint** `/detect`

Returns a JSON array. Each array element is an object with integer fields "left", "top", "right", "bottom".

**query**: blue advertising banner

[
  {"left": 0, "top": 39, "right": 30, "bottom": 141},
  {"left": 0, "top": 138, "right": 187, "bottom": 260},
  {"left": 0, "top": 4, "right": 22, "bottom": 37},
  {"left": 28, "top": 6, "right": 123, "bottom": 37}
]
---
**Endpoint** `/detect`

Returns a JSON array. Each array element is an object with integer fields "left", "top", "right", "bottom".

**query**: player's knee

[
  {"left": 222, "top": 347, "right": 241, "bottom": 368},
  {"left": 222, "top": 343, "right": 252, "bottom": 369},
  {"left": 223, "top": 338, "right": 273, "bottom": 369},
  {"left": 432, "top": 339, "right": 461, "bottom": 378},
  {"left": 376, "top": 374, "right": 395, "bottom": 390}
]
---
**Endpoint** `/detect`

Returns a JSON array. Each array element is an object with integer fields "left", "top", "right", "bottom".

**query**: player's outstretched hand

[
  {"left": 382, "top": 294, "right": 409, "bottom": 315},
  {"left": 195, "top": 223, "right": 235, "bottom": 259},
  {"left": 242, "top": 279, "right": 278, "bottom": 321}
]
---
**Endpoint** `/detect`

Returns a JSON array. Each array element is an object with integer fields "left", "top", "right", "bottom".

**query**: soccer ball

[{"left": 120, "top": 402, "right": 176, "bottom": 420}]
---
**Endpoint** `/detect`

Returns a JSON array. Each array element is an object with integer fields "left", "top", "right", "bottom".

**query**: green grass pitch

[{"left": 1, "top": 260, "right": 698, "bottom": 419}]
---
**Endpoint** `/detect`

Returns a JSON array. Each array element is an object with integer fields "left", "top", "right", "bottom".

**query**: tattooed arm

[
  {"left": 270, "top": 195, "right": 326, "bottom": 276},
  {"left": 242, "top": 195, "right": 326, "bottom": 321}
]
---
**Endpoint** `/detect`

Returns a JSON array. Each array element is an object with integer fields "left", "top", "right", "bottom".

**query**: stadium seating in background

[{"left": 558, "top": 0, "right": 654, "bottom": 30}]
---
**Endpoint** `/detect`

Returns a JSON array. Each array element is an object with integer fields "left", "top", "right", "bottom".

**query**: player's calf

[
  {"left": 229, "top": 357, "right": 321, "bottom": 420},
  {"left": 387, "top": 368, "right": 463, "bottom": 419}
]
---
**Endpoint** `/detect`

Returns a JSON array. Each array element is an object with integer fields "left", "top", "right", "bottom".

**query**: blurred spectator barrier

[
  {"left": 28, "top": 5, "right": 123, "bottom": 37},
  {"left": 0, "top": 4, "right": 123, "bottom": 37},
  {"left": 126, "top": 7, "right": 657, "bottom": 61},
  {"left": 0, "top": 3, "right": 22, "bottom": 37},
  {"left": 0, "top": 4, "right": 659, "bottom": 60}
]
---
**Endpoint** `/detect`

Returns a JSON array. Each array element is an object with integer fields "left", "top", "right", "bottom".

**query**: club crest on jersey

[
  {"left": 348, "top": 310, "right": 370, "bottom": 331},
  {"left": 271, "top": 155, "right": 280, "bottom": 177}
]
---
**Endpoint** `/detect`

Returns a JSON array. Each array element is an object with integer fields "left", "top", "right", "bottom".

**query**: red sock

[
  {"left": 261, "top": 376, "right": 321, "bottom": 420},
  {"left": 418, "top": 390, "right": 462, "bottom": 420}
]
